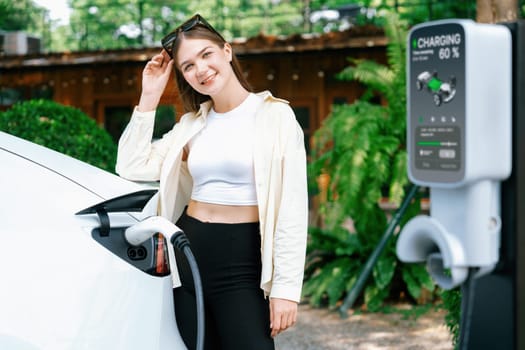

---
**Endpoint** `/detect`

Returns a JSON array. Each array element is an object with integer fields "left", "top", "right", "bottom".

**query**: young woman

[{"left": 116, "top": 14, "right": 308, "bottom": 350}]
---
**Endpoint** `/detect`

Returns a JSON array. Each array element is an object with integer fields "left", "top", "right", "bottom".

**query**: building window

[
  {"left": 104, "top": 106, "right": 133, "bottom": 143},
  {"left": 31, "top": 84, "right": 53, "bottom": 100},
  {"left": 292, "top": 106, "right": 311, "bottom": 155},
  {"left": 0, "top": 87, "right": 24, "bottom": 107},
  {"left": 104, "top": 104, "right": 176, "bottom": 143},
  {"left": 332, "top": 96, "right": 348, "bottom": 105},
  {"left": 153, "top": 105, "right": 176, "bottom": 139}
]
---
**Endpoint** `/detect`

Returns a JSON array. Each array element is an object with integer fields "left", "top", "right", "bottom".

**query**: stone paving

[{"left": 274, "top": 303, "right": 453, "bottom": 350}]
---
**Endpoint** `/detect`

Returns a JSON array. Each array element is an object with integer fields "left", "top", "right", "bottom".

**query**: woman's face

[{"left": 175, "top": 38, "right": 234, "bottom": 97}]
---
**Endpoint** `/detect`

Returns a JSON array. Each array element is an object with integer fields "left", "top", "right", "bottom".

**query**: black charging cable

[
  {"left": 171, "top": 231, "right": 204, "bottom": 350},
  {"left": 458, "top": 268, "right": 477, "bottom": 350}
]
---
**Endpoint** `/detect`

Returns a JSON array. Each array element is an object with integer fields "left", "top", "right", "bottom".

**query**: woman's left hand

[{"left": 269, "top": 298, "right": 298, "bottom": 337}]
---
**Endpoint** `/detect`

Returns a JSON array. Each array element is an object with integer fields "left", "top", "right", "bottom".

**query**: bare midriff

[{"left": 186, "top": 199, "right": 259, "bottom": 223}]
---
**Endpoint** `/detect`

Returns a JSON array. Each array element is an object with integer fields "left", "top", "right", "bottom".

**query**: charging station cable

[
  {"left": 458, "top": 268, "right": 477, "bottom": 350},
  {"left": 125, "top": 216, "right": 204, "bottom": 350}
]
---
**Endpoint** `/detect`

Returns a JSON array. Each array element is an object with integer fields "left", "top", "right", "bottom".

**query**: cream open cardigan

[{"left": 116, "top": 91, "right": 308, "bottom": 302}]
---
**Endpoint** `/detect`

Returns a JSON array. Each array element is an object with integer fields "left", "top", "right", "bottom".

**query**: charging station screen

[{"left": 409, "top": 23, "right": 465, "bottom": 183}]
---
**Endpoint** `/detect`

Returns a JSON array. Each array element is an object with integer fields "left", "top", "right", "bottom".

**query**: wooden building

[{"left": 0, "top": 26, "right": 387, "bottom": 148}]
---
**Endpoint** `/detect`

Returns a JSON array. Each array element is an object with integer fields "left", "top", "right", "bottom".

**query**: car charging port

[{"left": 127, "top": 246, "right": 147, "bottom": 260}]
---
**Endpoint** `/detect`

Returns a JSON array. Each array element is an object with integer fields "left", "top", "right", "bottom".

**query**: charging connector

[{"left": 125, "top": 216, "right": 204, "bottom": 350}]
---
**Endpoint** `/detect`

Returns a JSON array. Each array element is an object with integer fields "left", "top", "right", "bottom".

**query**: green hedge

[{"left": 0, "top": 99, "right": 117, "bottom": 172}]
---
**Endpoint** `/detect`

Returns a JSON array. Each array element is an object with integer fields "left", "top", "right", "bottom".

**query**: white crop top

[{"left": 187, "top": 93, "right": 263, "bottom": 205}]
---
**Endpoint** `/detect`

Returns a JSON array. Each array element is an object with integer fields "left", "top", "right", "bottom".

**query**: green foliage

[
  {"left": 0, "top": 0, "right": 46, "bottom": 32},
  {"left": 0, "top": 99, "right": 117, "bottom": 172},
  {"left": 441, "top": 287, "right": 461, "bottom": 348},
  {"left": 304, "top": 11, "right": 435, "bottom": 311},
  {"left": 27, "top": 1, "right": 491, "bottom": 53},
  {"left": 303, "top": 226, "right": 361, "bottom": 307},
  {"left": 374, "top": 0, "right": 477, "bottom": 25},
  {"left": 64, "top": 0, "right": 308, "bottom": 51}
]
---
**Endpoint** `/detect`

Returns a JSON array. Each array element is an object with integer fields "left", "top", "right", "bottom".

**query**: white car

[{"left": 0, "top": 131, "right": 189, "bottom": 350}]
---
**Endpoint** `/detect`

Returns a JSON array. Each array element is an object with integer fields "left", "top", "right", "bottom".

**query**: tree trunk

[{"left": 477, "top": 0, "right": 518, "bottom": 23}]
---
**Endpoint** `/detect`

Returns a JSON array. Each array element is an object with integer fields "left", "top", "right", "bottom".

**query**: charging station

[
  {"left": 399, "top": 18, "right": 512, "bottom": 290},
  {"left": 396, "top": 19, "right": 525, "bottom": 349}
]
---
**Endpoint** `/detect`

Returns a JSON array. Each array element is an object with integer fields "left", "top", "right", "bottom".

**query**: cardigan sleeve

[
  {"left": 116, "top": 107, "right": 179, "bottom": 181},
  {"left": 269, "top": 104, "right": 309, "bottom": 302}
]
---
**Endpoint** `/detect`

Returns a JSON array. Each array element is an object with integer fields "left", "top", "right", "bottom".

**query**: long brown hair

[{"left": 171, "top": 26, "right": 252, "bottom": 113}]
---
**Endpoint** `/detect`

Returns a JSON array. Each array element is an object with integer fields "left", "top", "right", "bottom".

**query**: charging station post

[{"left": 463, "top": 20, "right": 525, "bottom": 350}]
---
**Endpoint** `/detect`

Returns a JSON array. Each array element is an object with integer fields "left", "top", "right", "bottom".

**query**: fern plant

[
  {"left": 304, "top": 12, "right": 434, "bottom": 311},
  {"left": 441, "top": 287, "right": 461, "bottom": 347}
]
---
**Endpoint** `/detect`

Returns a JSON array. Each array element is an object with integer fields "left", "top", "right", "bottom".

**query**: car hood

[{"left": 0, "top": 131, "right": 153, "bottom": 201}]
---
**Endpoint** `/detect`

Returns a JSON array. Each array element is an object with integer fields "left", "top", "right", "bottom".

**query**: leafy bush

[
  {"left": 441, "top": 287, "right": 461, "bottom": 348},
  {"left": 305, "top": 11, "right": 435, "bottom": 311},
  {"left": 0, "top": 99, "right": 117, "bottom": 172}
]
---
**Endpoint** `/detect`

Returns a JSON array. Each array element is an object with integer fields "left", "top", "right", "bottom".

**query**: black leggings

[{"left": 173, "top": 211, "right": 274, "bottom": 350}]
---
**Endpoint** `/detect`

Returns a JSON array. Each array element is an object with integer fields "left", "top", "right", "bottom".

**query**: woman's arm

[
  {"left": 270, "top": 105, "right": 309, "bottom": 301},
  {"left": 116, "top": 51, "right": 176, "bottom": 181},
  {"left": 116, "top": 109, "right": 179, "bottom": 181},
  {"left": 270, "top": 106, "right": 309, "bottom": 337}
]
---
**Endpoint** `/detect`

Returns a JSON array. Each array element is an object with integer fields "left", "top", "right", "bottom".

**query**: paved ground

[{"left": 274, "top": 303, "right": 453, "bottom": 350}]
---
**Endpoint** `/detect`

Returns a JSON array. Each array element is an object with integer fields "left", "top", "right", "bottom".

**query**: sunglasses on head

[{"left": 161, "top": 14, "right": 225, "bottom": 59}]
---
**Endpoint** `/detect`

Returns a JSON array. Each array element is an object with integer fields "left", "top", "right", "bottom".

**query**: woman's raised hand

[{"left": 138, "top": 50, "right": 175, "bottom": 112}]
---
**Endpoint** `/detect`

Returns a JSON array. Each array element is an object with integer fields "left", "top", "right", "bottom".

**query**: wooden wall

[{"left": 0, "top": 30, "right": 387, "bottom": 146}]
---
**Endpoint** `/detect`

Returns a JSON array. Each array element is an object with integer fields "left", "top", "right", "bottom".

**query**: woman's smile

[{"left": 200, "top": 73, "right": 216, "bottom": 85}]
